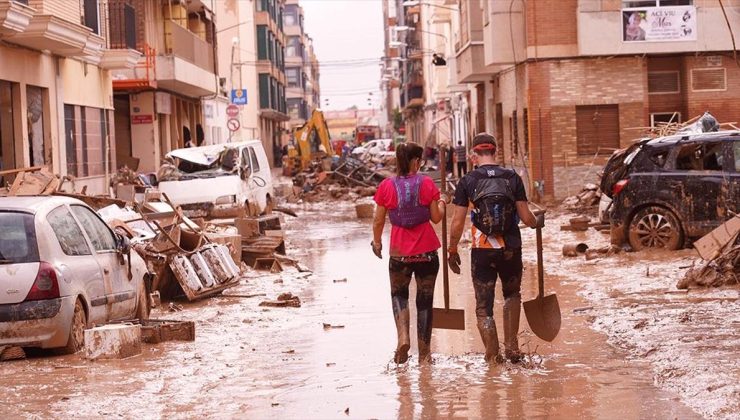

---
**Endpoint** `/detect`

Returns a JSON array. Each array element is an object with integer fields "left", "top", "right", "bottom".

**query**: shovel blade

[
  {"left": 523, "top": 294, "right": 561, "bottom": 342},
  {"left": 432, "top": 308, "right": 466, "bottom": 330}
]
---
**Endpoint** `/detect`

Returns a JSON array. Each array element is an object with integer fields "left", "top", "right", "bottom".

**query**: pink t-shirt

[{"left": 374, "top": 174, "right": 441, "bottom": 257}]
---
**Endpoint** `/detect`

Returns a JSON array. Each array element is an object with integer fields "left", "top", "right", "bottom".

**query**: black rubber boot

[
  {"left": 417, "top": 307, "right": 433, "bottom": 364},
  {"left": 503, "top": 297, "right": 523, "bottom": 363},
  {"left": 476, "top": 316, "right": 503, "bottom": 363},
  {"left": 392, "top": 297, "right": 411, "bottom": 364}
]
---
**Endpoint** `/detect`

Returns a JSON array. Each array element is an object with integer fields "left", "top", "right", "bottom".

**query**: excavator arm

[{"left": 290, "top": 109, "right": 334, "bottom": 172}]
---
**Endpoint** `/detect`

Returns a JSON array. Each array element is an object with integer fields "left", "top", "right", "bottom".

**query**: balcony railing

[
  {"left": 165, "top": 21, "right": 214, "bottom": 72},
  {"left": 106, "top": 0, "right": 139, "bottom": 50}
]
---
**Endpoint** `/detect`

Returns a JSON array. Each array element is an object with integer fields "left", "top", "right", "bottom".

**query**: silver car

[{"left": 0, "top": 196, "right": 149, "bottom": 354}]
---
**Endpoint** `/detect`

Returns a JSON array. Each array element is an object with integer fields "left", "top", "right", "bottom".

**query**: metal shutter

[{"left": 576, "top": 105, "right": 620, "bottom": 156}]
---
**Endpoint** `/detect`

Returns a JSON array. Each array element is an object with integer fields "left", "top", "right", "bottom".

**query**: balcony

[
  {"left": 401, "top": 86, "right": 424, "bottom": 110},
  {"left": 99, "top": 0, "right": 141, "bottom": 70},
  {"left": 0, "top": 0, "right": 34, "bottom": 37},
  {"left": 164, "top": 21, "right": 214, "bottom": 72},
  {"left": 454, "top": 42, "right": 490, "bottom": 83},
  {"left": 8, "top": 14, "right": 99, "bottom": 58}
]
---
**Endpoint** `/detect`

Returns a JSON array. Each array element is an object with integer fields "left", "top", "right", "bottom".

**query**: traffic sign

[
  {"left": 227, "top": 118, "right": 240, "bottom": 132},
  {"left": 226, "top": 104, "right": 239, "bottom": 117},
  {"left": 231, "top": 89, "right": 247, "bottom": 105}
]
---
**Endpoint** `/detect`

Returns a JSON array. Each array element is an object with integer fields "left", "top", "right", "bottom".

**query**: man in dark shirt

[
  {"left": 447, "top": 133, "right": 543, "bottom": 363},
  {"left": 454, "top": 141, "right": 467, "bottom": 177}
]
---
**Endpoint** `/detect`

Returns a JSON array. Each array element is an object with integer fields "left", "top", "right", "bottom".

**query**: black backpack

[{"left": 470, "top": 168, "right": 517, "bottom": 236}]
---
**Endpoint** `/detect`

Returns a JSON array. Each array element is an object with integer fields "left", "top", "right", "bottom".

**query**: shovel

[
  {"left": 433, "top": 145, "right": 465, "bottom": 330},
  {"left": 523, "top": 223, "right": 561, "bottom": 342}
]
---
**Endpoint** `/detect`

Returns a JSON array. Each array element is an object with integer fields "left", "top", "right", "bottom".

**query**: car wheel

[
  {"left": 134, "top": 280, "right": 150, "bottom": 321},
  {"left": 62, "top": 299, "right": 87, "bottom": 355},
  {"left": 628, "top": 206, "right": 683, "bottom": 251}
]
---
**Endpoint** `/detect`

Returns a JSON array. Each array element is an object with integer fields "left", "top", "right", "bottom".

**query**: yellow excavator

[{"left": 285, "top": 109, "right": 334, "bottom": 174}]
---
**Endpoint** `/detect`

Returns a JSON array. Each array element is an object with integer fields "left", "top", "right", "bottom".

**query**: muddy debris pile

[
  {"left": 678, "top": 235, "right": 739, "bottom": 289},
  {"left": 288, "top": 156, "right": 391, "bottom": 203},
  {"left": 562, "top": 183, "right": 602, "bottom": 210}
]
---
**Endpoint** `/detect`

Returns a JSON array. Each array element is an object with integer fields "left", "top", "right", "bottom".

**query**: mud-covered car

[
  {"left": 605, "top": 131, "right": 740, "bottom": 250},
  {"left": 0, "top": 196, "right": 150, "bottom": 354}
]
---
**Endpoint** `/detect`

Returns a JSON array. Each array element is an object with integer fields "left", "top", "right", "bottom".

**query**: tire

[
  {"left": 62, "top": 299, "right": 87, "bottom": 355},
  {"left": 134, "top": 280, "right": 150, "bottom": 321},
  {"left": 628, "top": 206, "right": 683, "bottom": 251}
]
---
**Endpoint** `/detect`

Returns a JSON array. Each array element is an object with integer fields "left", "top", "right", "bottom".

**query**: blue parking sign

[{"left": 231, "top": 89, "right": 247, "bottom": 105}]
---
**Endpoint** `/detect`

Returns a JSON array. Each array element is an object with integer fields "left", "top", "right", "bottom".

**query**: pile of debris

[
  {"left": 562, "top": 184, "right": 602, "bottom": 210},
  {"left": 678, "top": 216, "right": 740, "bottom": 289},
  {"left": 635, "top": 111, "right": 738, "bottom": 138},
  {"left": 289, "top": 156, "right": 391, "bottom": 202}
]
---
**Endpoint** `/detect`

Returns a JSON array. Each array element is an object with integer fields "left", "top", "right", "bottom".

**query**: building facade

[
  {"left": 283, "top": 0, "right": 320, "bottom": 132},
  {"left": 451, "top": 0, "right": 740, "bottom": 201},
  {"left": 0, "top": 0, "right": 143, "bottom": 194}
]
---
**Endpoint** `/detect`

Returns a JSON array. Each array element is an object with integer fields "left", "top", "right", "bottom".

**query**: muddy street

[{"left": 0, "top": 203, "right": 715, "bottom": 419}]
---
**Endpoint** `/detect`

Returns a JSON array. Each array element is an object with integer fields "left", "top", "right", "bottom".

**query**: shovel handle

[
  {"left": 439, "top": 145, "right": 450, "bottom": 310},
  {"left": 536, "top": 225, "right": 545, "bottom": 299}
]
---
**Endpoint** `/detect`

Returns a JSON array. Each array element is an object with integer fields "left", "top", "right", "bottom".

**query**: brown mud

[{"left": 0, "top": 203, "right": 702, "bottom": 418}]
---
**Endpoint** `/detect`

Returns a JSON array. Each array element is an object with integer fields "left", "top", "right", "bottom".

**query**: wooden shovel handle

[
  {"left": 439, "top": 145, "right": 450, "bottom": 310},
  {"left": 536, "top": 225, "right": 545, "bottom": 299}
]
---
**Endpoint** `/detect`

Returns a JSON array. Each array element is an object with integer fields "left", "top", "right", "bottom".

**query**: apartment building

[
  {"left": 283, "top": 0, "right": 320, "bottom": 131},
  {"left": 453, "top": 0, "right": 740, "bottom": 200},
  {"left": 107, "top": 0, "right": 218, "bottom": 174},
  {"left": 0, "top": 0, "right": 142, "bottom": 193}
]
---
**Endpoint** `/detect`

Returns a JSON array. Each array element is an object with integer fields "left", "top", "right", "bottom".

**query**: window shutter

[
  {"left": 648, "top": 72, "right": 680, "bottom": 94},
  {"left": 691, "top": 69, "right": 726, "bottom": 91},
  {"left": 257, "top": 26, "right": 267, "bottom": 60},
  {"left": 576, "top": 105, "right": 620, "bottom": 156},
  {"left": 259, "top": 74, "right": 270, "bottom": 109}
]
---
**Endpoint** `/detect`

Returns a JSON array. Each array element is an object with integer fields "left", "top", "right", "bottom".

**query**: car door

[
  {"left": 69, "top": 205, "right": 136, "bottom": 321},
  {"left": 239, "top": 146, "right": 257, "bottom": 208},
  {"left": 672, "top": 140, "right": 729, "bottom": 234},
  {"left": 247, "top": 145, "right": 270, "bottom": 211},
  {"left": 46, "top": 206, "right": 108, "bottom": 324}
]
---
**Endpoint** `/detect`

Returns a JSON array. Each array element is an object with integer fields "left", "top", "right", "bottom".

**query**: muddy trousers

[
  {"left": 389, "top": 253, "right": 439, "bottom": 363},
  {"left": 471, "top": 248, "right": 523, "bottom": 362}
]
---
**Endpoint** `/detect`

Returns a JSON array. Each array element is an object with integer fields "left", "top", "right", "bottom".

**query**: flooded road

[{"left": 0, "top": 203, "right": 704, "bottom": 418}]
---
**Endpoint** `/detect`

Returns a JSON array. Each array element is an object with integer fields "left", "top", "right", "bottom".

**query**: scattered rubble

[
  {"left": 259, "top": 292, "right": 302, "bottom": 308},
  {"left": 678, "top": 217, "right": 740, "bottom": 289},
  {"left": 562, "top": 183, "right": 601, "bottom": 210}
]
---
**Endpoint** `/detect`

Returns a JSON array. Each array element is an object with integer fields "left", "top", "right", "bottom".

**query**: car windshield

[{"left": 0, "top": 211, "right": 40, "bottom": 264}]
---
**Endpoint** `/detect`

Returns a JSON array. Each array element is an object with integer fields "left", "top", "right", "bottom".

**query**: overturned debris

[
  {"left": 562, "top": 183, "right": 601, "bottom": 210},
  {"left": 259, "top": 292, "right": 301, "bottom": 308},
  {"left": 678, "top": 218, "right": 740, "bottom": 289}
]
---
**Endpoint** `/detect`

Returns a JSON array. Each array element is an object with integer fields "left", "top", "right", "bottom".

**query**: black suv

[{"left": 604, "top": 131, "right": 740, "bottom": 250}]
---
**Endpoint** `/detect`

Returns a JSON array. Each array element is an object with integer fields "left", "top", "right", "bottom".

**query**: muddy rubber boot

[
  {"left": 417, "top": 308, "right": 433, "bottom": 364},
  {"left": 476, "top": 316, "right": 503, "bottom": 364},
  {"left": 503, "top": 297, "right": 523, "bottom": 363},
  {"left": 392, "top": 298, "right": 411, "bottom": 364}
]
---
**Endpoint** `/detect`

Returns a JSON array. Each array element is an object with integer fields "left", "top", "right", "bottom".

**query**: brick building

[{"left": 452, "top": 0, "right": 740, "bottom": 200}]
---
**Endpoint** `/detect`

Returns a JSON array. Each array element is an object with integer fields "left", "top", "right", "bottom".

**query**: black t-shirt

[{"left": 453, "top": 165, "right": 527, "bottom": 249}]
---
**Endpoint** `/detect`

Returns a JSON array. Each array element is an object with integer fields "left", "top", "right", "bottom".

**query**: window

[
  {"left": 259, "top": 74, "right": 270, "bottom": 109},
  {"left": 248, "top": 147, "right": 261, "bottom": 173},
  {"left": 691, "top": 68, "right": 726, "bottom": 92},
  {"left": 459, "top": 0, "right": 469, "bottom": 46},
  {"left": 733, "top": 141, "right": 740, "bottom": 172},
  {"left": 522, "top": 108, "right": 529, "bottom": 156},
  {"left": 287, "top": 98, "right": 301, "bottom": 119},
  {"left": 257, "top": 26, "right": 268, "bottom": 60},
  {"left": 675, "top": 142, "right": 724, "bottom": 171},
  {"left": 286, "top": 36, "right": 301, "bottom": 57},
  {"left": 82, "top": 0, "right": 100, "bottom": 35},
  {"left": 623, "top": 1, "right": 692, "bottom": 6},
  {"left": 70, "top": 205, "right": 116, "bottom": 252},
  {"left": 648, "top": 71, "right": 680, "bottom": 94},
  {"left": 48, "top": 206, "right": 91, "bottom": 256},
  {"left": 0, "top": 212, "right": 39, "bottom": 264},
  {"left": 284, "top": 5, "right": 298, "bottom": 26},
  {"left": 108, "top": 1, "right": 138, "bottom": 49},
  {"left": 286, "top": 68, "right": 300, "bottom": 88},
  {"left": 651, "top": 112, "right": 681, "bottom": 127},
  {"left": 575, "top": 105, "right": 621, "bottom": 156},
  {"left": 65, "top": 105, "right": 109, "bottom": 177}
]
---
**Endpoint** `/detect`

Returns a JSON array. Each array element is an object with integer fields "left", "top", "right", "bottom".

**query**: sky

[{"left": 300, "top": 0, "right": 385, "bottom": 111}]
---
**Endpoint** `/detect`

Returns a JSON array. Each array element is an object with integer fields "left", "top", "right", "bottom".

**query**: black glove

[
  {"left": 448, "top": 251, "right": 461, "bottom": 274},
  {"left": 371, "top": 241, "right": 382, "bottom": 259},
  {"left": 532, "top": 210, "right": 545, "bottom": 229}
]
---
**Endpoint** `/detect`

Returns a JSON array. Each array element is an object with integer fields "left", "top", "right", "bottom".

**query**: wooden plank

[
  {"left": 693, "top": 215, "right": 740, "bottom": 260},
  {"left": 7, "top": 171, "right": 25, "bottom": 196},
  {"left": 0, "top": 166, "right": 44, "bottom": 176}
]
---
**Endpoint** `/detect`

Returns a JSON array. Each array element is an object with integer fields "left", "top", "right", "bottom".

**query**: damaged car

[
  {"left": 606, "top": 130, "right": 740, "bottom": 250},
  {"left": 0, "top": 196, "right": 150, "bottom": 354},
  {"left": 157, "top": 140, "right": 274, "bottom": 218}
]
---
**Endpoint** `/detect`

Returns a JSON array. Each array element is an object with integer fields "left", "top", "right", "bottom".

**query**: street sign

[
  {"left": 226, "top": 104, "right": 239, "bottom": 117},
  {"left": 227, "top": 118, "right": 240, "bottom": 132},
  {"left": 230, "top": 89, "right": 247, "bottom": 105}
]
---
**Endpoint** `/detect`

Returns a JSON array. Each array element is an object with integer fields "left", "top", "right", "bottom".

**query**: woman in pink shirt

[{"left": 372, "top": 142, "right": 447, "bottom": 364}]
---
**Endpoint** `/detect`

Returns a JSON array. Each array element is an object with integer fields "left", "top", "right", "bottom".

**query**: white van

[{"left": 157, "top": 140, "right": 274, "bottom": 218}]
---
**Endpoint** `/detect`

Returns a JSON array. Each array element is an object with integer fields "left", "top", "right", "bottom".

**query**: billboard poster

[{"left": 622, "top": 6, "right": 697, "bottom": 42}]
